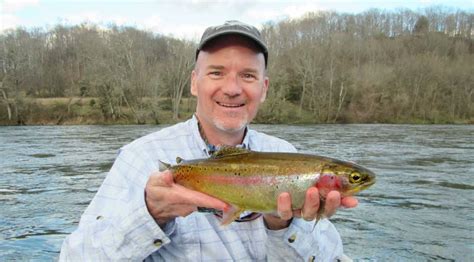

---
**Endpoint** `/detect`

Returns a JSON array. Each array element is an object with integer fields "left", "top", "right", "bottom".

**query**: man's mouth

[{"left": 216, "top": 101, "right": 245, "bottom": 108}]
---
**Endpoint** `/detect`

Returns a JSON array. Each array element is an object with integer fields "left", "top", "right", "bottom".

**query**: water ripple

[
  {"left": 29, "top": 153, "right": 56, "bottom": 158},
  {"left": 437, "top": 181, "right": 474, "bottom": 190}
]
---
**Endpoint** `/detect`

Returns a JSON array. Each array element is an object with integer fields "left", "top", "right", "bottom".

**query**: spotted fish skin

[{"left": 161, "top": 147, "right": 376, "bottom": 224}]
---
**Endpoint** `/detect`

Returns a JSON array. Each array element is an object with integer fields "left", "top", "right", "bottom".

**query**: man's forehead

[{"left": 196, "top": 46, "right": 265, "bottom": 71}]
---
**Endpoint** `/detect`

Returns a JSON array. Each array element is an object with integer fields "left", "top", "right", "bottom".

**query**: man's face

[{"left": 191, "top": 37, "right": 269, "bottom": 136}]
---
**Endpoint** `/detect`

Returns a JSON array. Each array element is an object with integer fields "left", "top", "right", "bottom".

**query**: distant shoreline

[{"left": 0, "top": 97, "right": 471, "bottom": 126}]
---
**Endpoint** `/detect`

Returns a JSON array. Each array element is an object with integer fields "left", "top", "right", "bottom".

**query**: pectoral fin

[
  {"left": 316, "top": 199, "right": 326, "bottom": 221},
  {"left": 220, "top": 205, "right": 244, "bottom": 226}
]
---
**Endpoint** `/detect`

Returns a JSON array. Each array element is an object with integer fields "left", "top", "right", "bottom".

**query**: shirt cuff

[
  {"left": 265, "top": 226, "right": 289, "bottom": 238},
  {"left": 282, "top": 218, "right": 343, "bottom": 262},
  {"left": 162, "top": 218, "right": 176, "bottom": 236},
  {"left": 118, "top": 201, "right": 172, "bottom": 255}
]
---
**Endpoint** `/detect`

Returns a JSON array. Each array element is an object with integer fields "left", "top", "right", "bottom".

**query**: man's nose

[{"left": 222, "top": 74, "right": 242, "bottom": 97}]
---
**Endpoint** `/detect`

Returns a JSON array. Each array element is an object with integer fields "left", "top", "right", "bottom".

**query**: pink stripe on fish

[{"left": 199, "top": 175, "right": 279, "bottom": 186}]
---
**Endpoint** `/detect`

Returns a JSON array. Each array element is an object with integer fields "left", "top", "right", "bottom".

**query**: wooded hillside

[{"left": 1, "top": 7, "right": 472, "bottom": 125}]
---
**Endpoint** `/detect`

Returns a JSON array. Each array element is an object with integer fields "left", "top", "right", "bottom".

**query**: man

[{"left": 60, "top": 20, "right": 357, "bottom": 261}]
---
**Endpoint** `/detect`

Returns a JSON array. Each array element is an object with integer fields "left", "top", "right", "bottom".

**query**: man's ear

[
  {"left": 260, "top": 76, "right": 269, "bottom": 103},
  {"left": 191, "top": 70, "right": 198, "bottom": 96}
]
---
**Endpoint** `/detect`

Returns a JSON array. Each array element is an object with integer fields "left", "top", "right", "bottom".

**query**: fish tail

[{"left": 158, "top": 160, "right": 171, "bottom": 172}]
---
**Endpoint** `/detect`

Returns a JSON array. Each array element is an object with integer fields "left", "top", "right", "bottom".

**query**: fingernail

[
  {"left": 223, "top": 204, "right": 231, "bottom": 212},
  {"left": 312, "top": 191, "right": 319, "bottom": 201},
  {"left": 278, "top": 211, "right": 290, "bottom": 220}
]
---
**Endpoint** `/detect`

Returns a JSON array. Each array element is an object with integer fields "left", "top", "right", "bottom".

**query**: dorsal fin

[{"left": 211, "top": 146, "right": 250, "bottom": 159}]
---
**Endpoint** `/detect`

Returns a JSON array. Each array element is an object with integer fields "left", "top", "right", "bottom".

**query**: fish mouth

[
  {"left": 216, "top": 101, "right": 245, "bottom": 108},
  {"left": 360, "top": 177, "right": 376, "bottom": 189},
  {"left": 345, "top": 179, "right": 376, "bottom": 195},
  {"left": 365, "top": 178, "right": 376, "bottom": 187}
]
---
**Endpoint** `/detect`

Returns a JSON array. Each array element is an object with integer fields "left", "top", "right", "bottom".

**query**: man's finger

[
  {"left": 341, "top": 196, "right": 358, "bottom": 208},
  {"left": 175, "top": 184, "right": 230, "bottom": 211},
  {"left": 324, "top": 191, "right": 341, "bottom": 217},
  {"left": 147, "top": 171, "right": 228, "bottom": 211},
  {"left": 169, "top": 204, "right": 198, "bottom": 218},
  {"left": 301, "top": 187, "right": 320, "bottom": 220},
  {"left": 277, "top": 192, "right": 292, "bottom": 220},
  {"left": 148, "top": 170, "right": 174, "bottom": 187}
]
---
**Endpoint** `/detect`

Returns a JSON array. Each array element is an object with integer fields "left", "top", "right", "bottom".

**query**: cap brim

[{"left": 197, "top": 30, "right": 268, "bottom": 55}]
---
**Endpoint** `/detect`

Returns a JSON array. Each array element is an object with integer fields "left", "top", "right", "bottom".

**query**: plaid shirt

[{"left": 59, "top": 116, "right": 343, "bottom": 261}]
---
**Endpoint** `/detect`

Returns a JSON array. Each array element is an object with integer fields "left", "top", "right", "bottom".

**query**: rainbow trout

[{"left": 160, "top": 147, "right": 375, "bottom": 224}]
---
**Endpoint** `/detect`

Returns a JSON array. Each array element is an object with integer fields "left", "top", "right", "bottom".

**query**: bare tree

[{"left": 161, "top": 39, "right": 195, "bottom": 120}]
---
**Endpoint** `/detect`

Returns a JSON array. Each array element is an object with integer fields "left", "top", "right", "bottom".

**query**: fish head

[
  {"left": 343, "top": 165, "right": 376, "bottom": 195},
  {"left": 320, "top": 159, "right": 376, "bottom": 196}
]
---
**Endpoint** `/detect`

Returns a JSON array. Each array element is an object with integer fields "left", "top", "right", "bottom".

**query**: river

[{"left": 0, "top": 124, "right": 473, "bottom": 261}]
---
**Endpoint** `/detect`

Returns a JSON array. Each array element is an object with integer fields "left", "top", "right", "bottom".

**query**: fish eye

[{"left": 350, "top": 172, "right": 362, "bottom": 183}]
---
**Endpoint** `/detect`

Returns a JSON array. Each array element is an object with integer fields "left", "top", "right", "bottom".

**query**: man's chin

[{"left": 214, "top": 119, "right": 248, "bottom": 133}]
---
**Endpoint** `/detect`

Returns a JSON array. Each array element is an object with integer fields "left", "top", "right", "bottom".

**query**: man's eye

[
  {"left": 242, "top": 73, "right": 256, "bottom": 79},
  {"left": 209, "top": 71, "right": 221, "bottom": 76}
]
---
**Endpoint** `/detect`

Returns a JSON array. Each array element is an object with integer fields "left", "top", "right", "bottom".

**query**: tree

[
  {"left": 413, "top": 15, "right": 429, "bottom": 35},
  {"left": 160, "top": 39, "right": 195, "bottom": 120}
]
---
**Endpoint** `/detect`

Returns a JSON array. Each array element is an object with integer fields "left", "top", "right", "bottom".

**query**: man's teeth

[{"left": 218, "top": 102, "right": 243, "bottom": 107}]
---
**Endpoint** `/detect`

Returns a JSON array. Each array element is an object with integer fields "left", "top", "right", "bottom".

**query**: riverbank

[
  {"left": 0, "top": 97, "right": 191, "bottom": 126},
  {"left": 0, "top": 97, "right": 472, "bottom": 125}
]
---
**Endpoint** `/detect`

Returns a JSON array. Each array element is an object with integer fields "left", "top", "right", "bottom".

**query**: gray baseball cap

[{"left": 196, "top": 20, "right": 268, "bottom": 67}]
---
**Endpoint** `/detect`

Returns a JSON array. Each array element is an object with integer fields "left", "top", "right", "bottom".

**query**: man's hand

[
  {"left": 263, "top": 188, "right": 358, "bottom": 230},
  {"left": 145, "top": 170, "right": 229, "bottom": 227}
]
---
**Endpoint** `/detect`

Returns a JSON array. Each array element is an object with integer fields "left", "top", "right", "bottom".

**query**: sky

[{"left": 1, "top": 0, "right": 472, "bottom": 40}]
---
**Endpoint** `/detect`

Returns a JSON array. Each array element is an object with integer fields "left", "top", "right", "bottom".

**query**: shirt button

[
  {"left": 153, "top": 239, "right": 163, "bottom": 247},
  {"left": 288, "top": 233, "right": 297, "bottom": 243}
]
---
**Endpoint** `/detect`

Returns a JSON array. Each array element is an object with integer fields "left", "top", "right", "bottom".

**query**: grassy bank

[
  {"left": 0, "top": 97, "right": 472, "bottom": 125},
  {"left": 0, "top": 97, "right": 194, "bottom": 125}
]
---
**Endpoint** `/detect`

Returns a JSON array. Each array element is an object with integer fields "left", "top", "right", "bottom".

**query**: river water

[{"left": 0, "top": 124, "right": 473, "bottom": 261}]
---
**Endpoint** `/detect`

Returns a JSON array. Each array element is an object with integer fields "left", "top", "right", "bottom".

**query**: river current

[{"left": 0, "top": 124, "right": 473, "bottom": 261}]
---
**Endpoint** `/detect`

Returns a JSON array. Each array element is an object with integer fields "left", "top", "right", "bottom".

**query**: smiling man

[
  {"left": 192, "top": 34, "right": 269, "bottom": 145},
  {"left": 60, "top": 20, "right": 356, "bottom": 261}
]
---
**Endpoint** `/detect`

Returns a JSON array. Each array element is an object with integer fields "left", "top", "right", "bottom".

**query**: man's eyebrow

[
  {"left": 241, "top": 68, "right": 259, "bottom": 74},
  {"left": 204, "top": 65, "right": 262, "bottom": 75},
  {"left": 206, "top": 65, "right": 225, "bottom": 70}
]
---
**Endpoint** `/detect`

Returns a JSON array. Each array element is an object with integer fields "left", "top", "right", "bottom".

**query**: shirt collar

[{"left": 191, "top": 114, "right": 250, "bottom": 156}]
